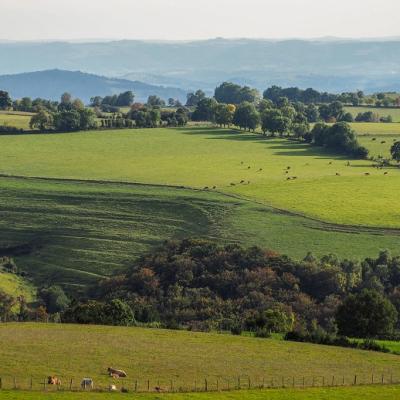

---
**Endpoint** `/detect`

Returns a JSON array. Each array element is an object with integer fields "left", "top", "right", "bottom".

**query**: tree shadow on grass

[{"left": 178, "top": 127, "right": 356, "bottom": 161}]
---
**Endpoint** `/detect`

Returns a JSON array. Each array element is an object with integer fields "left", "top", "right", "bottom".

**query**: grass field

[
  {"left": 2, "top": 176, "right": 400, "bottom": 287},
  {"left": 0, "top": 127, "right": 400, "bottom": 228},
  {"left": 0, "top": 111, "right": 33, "bottom": 130},
  {"left": 0, "top": 323, "right": 399, "bottom": 390},
  {"left": 345, "top": 106, "right": 400, "bottom": 122},
  {"left": 349, "top": 122, "right": 400, "bottom": 136},
  {"left": 1, "top": 386, "right": 400, "bottom": 400}
]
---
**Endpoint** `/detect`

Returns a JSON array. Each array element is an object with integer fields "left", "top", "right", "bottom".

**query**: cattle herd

[{"left": 47, "top": 367, "right": 128, "bottom": 392}]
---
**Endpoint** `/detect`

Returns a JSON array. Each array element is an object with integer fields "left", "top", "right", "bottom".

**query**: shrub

[{"left": 0, "top": 125, "right": 24, "bottom": 134}]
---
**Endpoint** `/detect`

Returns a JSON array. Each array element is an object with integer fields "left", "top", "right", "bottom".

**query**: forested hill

[
  {"left": 0, "top": 69, "right": 188, "bottom": 103},
  {"left": 1, "top": 39, "right": 400, "bottom": 92}
]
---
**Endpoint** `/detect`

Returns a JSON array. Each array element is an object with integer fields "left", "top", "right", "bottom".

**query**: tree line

[{"left": 3, "top": 239, "right": 399, "bottom": 343}]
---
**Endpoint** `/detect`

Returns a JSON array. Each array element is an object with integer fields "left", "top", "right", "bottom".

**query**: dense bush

[
  {"left": 310, "top": 122, "right": 369, "bottom": 159},
  {"left": 89, "top": 240, "right": 400, "bottom": 336}
]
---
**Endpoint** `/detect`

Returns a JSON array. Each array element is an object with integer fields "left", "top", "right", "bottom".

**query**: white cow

[{"left": 81, "top": 378, "right": 94, "bottom": 389}]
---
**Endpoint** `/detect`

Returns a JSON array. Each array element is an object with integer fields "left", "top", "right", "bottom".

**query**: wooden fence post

[
  {"left": 354, "top": 375, "right": 357, "bottom": 385},
  {"left": 372, "top": 374, "right": 374, "bottom": 384},
  {"left": 13, "top": 377, "right": 17, "bottom": 389},
  {"left": 381, "top": 374, "right": 384, "bottom": 384},
  {"left": 134, "top": 380, "right": 138, "bottom": 392},
  {"left": 216, "top": 378, "right": 219, "bottom": 391},
  {"left": 30, "top": 377, "right": 33, "bottom": 390},
  {"left": 69, "top": 379, "right": 73, "bottom": 390},
  {"left": 147, "top": 380, "right": 150, "bottom": 391},
  {"left": 248, "top": 377, "right": 251, "bottom": 389},
  {"left": 204, "top": 378, "right": 208, "bottom": 392},
  {"left": 237, "top": 376, "right": 240, "bottom": 390},
  {"left": 170, "top": 380, "right": 173, "bottom": 392},
  {"left": 0, "top": 377, "right": 2, "bottom": 390},
  {"left": 292, "top": 376, "right": 295, "bottom": 387},
  {"left": 331, "top": 376, "right": 335, "bottom": 386}
]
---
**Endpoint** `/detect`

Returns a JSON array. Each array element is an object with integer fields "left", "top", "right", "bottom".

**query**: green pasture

[
  {"left": 0, "top": 111, "right": 33, "bottom": 130},
  {"left": 1, "top": 176, "right": 399, "bottom": 288},
  {"left": 358, "top": 135, "right": 399, "bottom": 158},
  {"left": 1, "top": 386, "right": 400, "bottom": 400},
  {"left": 345, "top": 106, "right": 400, "bottom": 122},
  {"left": 0, "top": 127, "right": 400, "bottom": 227},
  {"left": 349, "top": 122, "right": 400, "bottom": 136},
  {"left": 0, "top": 323, "right": 399, "bottom": 390}
]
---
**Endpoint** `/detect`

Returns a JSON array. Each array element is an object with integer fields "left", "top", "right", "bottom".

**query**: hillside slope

[
  {"left": 0, "top": 323, "right": 399, "bottom": 390},
  {"left": 0, "top": 70, "right": 187, "bottom": 102}
]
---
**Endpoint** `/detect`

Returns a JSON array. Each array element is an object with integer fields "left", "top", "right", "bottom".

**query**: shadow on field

[{"left": 179, "top": 127, "right": 349, "bottom": 160}]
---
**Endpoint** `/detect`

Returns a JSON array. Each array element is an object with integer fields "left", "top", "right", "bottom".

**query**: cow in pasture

[
  {"left": 81, "top": 378, "right": 94, "bottom": 389},
  {"left": 155, "top": 386, "right": 166, "bottom": 393},
  {"left": 384, "top": 172, "right": 389, "bottom": 175},
  {"left": 47, "top": 376, "right": 61, "bottom": 386},
  {"left": 364, "top": 172, "right": 370, "bottom": 176},
  {"left": 108, "top": 367, "right": 127, "bottom": 378},
  {"left": 336, "top": 173, "right": 340, "bottom": 176}
]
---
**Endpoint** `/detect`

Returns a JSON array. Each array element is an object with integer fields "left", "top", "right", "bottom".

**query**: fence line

[{"left": 0, "top": 372, "right": 397, "bottom": 394}]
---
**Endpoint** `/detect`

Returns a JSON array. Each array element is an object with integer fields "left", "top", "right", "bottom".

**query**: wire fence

[{"left": 0, "top": 372, "right": 398, "bottom": 393}]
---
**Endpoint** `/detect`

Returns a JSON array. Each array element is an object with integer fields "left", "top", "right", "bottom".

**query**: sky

[{"left": 1, "top": 0, "right": 400, "bottom": 41}]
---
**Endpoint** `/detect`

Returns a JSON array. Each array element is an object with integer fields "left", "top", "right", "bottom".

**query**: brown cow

[{"left": 48, "top": 376, "right": 61, "bottom": 386}]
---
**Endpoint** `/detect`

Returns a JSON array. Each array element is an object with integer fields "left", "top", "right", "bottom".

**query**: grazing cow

[
  {"left": 328, "top": 162, "right": 332, "bottom": 165},
  {"left": 247, "top": 181, "right": 250, "bottom": 184},
  {"left": 109, "top": 384, "right": 117, "bottom": 391},
  {"left": 240, "top": 180, "right": 244, "bottom": 183},
  {"left": 381, "top": 141, "right": 386, "bottom": 144},
  {"left": 108, "top": 368, "right": 127, "bottom": 378},
  {"left": 287, "top": 166, "right": 291, "bottom": 170},
  {"left": 285, "top": 171, "right": 289, "bottom": 174},
  {"left": 155, "top": 386, "right": 165, "bottom": 393},
  {"left": 48, "top": 376, "right": 61, "bottom": 386},
  {"left": 258, "top": 168, "right": 263, "bottom": 172},
  {"left": 336, "top": 173, "right": 340, "bottom": 176},
  {"left": 372, "top": 138, "right": 376, "bottom": 141},
  {"left": 286, "top": 177, "right": 291, "bottom": 180},
  {"left": 292, "top": 176, "right": 298, "bottom": 180},
  {"left": 203, "top": 186, "right": 209, "bottom": 190},
  {"left": 230, "top": 182, "right": 236, "bottom": 186},
  {"left": 212, "top": 186, "right": 216, "bottom": 189},
  {"left": 247, "top": 166, "right": 251, "bottom": 169},
  {"left": 384, "top": 172, "right": 388, "bottom": 175},
  {"left": 364, "top": 172, "right": 370, "bottom": 176},
  {"left": 81, "top": 378, "right": 94, "bottom": 389}
]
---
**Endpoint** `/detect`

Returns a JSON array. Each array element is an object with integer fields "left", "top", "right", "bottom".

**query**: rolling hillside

[
  {"left": 0, "top": 323, "right": 399, "bottom": 390},
  {"left": 0, "top": 70, "right": 187, "bottom": 103}
]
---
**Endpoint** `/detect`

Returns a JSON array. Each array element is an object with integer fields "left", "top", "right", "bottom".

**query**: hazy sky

[{"left": 1, "top": 0, "right": 399, "bottom": 41}]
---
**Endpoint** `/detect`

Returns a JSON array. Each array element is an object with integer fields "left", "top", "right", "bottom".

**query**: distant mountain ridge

[
  {"left": 0, "top": 69, "right": 188, "bottom": 103},
  {"left": 1, "top": 39, "right": 400, "bottom": 93}
]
